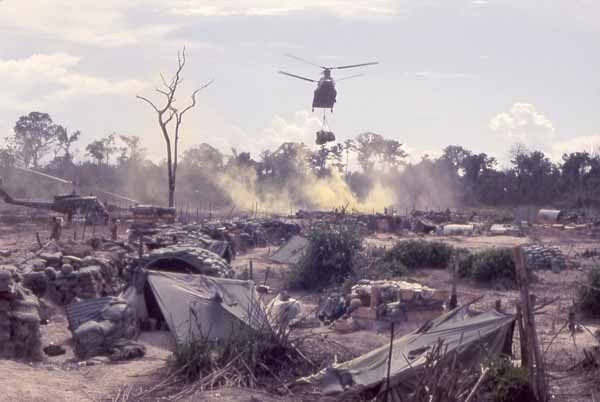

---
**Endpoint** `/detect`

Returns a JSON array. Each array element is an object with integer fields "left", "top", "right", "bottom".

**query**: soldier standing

[
  {"left": 110, "top": 218, "right": 119, "bottom": 241},
  {"left": 50, "top": 216, "right": 63, "bottom": 241}
]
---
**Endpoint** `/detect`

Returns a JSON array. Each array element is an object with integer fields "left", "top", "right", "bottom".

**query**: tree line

[{"left": 1, "top": 110, "right": 599, "bottom": 211}]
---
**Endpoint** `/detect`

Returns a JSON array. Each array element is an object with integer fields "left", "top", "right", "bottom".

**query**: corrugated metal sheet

[
  {"left": 537, "top": 209, "right": 562, "bottom": 223},
  {"left": 65, "top": 297, "right": 113, "bottom": 331}
]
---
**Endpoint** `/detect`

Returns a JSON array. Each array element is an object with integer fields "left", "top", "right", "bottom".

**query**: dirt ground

[{"left": 1, "top": 221, "right": 599, "bottom": 401}]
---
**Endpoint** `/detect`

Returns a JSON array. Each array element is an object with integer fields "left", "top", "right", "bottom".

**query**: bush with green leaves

[
  {"left": 487, "top": 357, "right": 537, "bottom": 402},
  {"left": 454, "top": 247, "right": 475, "bottom": 278},
  {"left": 576, "top": 265, "right": 600, "bottom": 317},
  {"left": 469, "top": 248, "right": 516, "bottom": 284},
  {"left": 381, "top": 239, "right": 454, "bottom": 270},
  {"left": 455, "top": 248, "right": 526, "bottom": 288},
  {"left": 170, "top": 305, "right": 304, "bottom": 388},
  {"left": 288, "top": 223, "right": 363, "bottom": 290}
]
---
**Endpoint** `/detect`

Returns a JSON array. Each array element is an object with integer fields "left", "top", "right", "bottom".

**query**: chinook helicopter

[{"left": 278, "top": 54, "right": 378, "bottom": 112}]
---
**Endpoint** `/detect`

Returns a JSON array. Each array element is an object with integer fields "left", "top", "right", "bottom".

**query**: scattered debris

[
  {"left": 317, "top": 293, "right": 347, "bottom": 324},
  {"left": 108, "top": 339, "right": 146, "bottom": 361},
  {"left": 348, "top": 279, "right": 446, "bottom": 326},
  {"left": 441, "top": 224, "right": 475, "bottom": 236},
  {"left": 43, "top": 344, "right": 66, "bottom": 357},
  {"left": 489, "top": 223, "right": 522, "bottom": 236}
]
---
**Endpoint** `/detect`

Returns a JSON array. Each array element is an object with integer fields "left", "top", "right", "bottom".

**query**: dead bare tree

[{"left": 136, "top": 48, "right": 213, "bottom": 207}]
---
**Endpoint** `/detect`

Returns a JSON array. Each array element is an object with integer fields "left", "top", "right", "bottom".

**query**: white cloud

[
  {"left": 550, "top": 134, "right": 600, "bottom": 160},
  {"left": 167, "top": 0, "right": 399, "bottom": 18},
  {"left": 489, "top": 103, "right": 600, "bottom": 162},
  {"left": 0, "top": 0, "right": 396, "bottom": 50},
  {"left": 225, "top": 111, "right": 321, "bottom": 155},
  {"left": 489, "top": 102, "right": 555, "bottom": 149},
  {"left": 0, "top": 0, "right": 177, "bottom": 47},
  {"left": 0, "top": 53, "right": 148, "bottom": 111}
]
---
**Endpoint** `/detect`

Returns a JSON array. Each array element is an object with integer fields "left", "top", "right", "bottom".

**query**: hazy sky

[{"left": 1, "top": 0, "right": 599, "bottom": 163}]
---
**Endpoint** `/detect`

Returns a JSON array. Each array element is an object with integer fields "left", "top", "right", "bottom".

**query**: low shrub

[
  {"left": 288, "top": 223, "right": 363, "bottom": 290},
  {"left": 487, "top": 358, "right": 537, "bottom": 402},
  {"left": 455, "top": 248, "right": 524, "bottom": 288},
  {"left": 470, "top": 248, "right": 516, "bottom": 284},
  {"left": 381, "top": 239, "right": 454, "bottom": 270},
  {"left": 454, "top": 247, "right": 475, "bottom": 278},
  {"left": 170, "top": 308, "right": 303, "bottom": 388},
  {"left": 576, "top": 265, "right": 600, "bottom": 317}
]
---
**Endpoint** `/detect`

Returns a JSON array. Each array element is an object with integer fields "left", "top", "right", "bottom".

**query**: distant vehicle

[
  {"left": 131, "top": 205, "right": 177, "bottom": 225},
  {"left": 278, "top": 54, "right": 378, "bottom": 112},
  {"left": 0, "top": 184, "right": 109, "bottom": 224},
  {"left": 0, "top": 167, "right": 176, "bottom": 226}
]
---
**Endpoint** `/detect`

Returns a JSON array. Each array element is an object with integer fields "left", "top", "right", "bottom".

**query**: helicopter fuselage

[
  {"left": 313, "top": 78, "right": 337, "bottom": 110},
  {"left": 0, "top": 187, "right": 109, "bottom": 223}
]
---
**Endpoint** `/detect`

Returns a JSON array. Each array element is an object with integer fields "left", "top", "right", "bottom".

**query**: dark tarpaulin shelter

[
  {"left": 299, "top": 305, "right": 515, "bottom": 400},
  {"left": 269, "top": 235, "right": 309, "bottom": 265},
  {"left": 122, "top": 271, "right": 270, "bottom": 343}
]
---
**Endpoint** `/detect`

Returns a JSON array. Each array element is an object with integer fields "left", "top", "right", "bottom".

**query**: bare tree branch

[
  {"left": 163, "top": 109, "right": 176, "bottom": 126},
  {"left": 136, "top": 96, "right": 159, "bottom": 113},
  {"left": 180, "top": 79, "right": 214, "bottom": 118},
  {"left": 136, "top": 46, "right": 210, "bottom": 207},
  {"left": 159, "top": 73, "right": 172, "bottom": 91}
]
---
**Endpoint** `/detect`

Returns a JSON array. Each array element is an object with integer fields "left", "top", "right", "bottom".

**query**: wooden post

[
  {"left": 35, "top": 232, "right": 43, "bottom": 248},
  {"left": 138, "top": 234, "right": 143, "bottom": 259},
  {"left": 371, "top": 286, "right": 381, "bottom": 308},
  {"left": 249, "top": 259, "right": 254, "bottom": 280},
  {"left": 384, "top": 322, "right": 396, "bottom": 402},
  {"left": 512, "top": 246, "right": 548, "bottom": 402},
  {"left": 449, "top": 260, "right": 458, "bottom": 309},
  {"left": 516, "top": 303, "right": 529, "bottom": 369}
]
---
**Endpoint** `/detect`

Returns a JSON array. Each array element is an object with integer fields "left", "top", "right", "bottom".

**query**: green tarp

[
  {"left": 300, "top": 305, "right": 514, "bottom": 400},
  {"left": 124, "top": 271, "right": 269, "bottom": 342}
]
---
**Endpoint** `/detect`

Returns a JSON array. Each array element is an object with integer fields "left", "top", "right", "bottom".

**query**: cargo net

[{"left": 316, "top": 111, "right": 335, "bottom": 145}]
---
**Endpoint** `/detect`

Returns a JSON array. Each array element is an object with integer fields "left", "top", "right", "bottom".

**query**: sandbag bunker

[{"left": 66, "top": 251, "right": 272, "bottom": 361}]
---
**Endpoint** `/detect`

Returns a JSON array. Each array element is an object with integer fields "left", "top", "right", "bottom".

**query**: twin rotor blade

[
  {"left": 284, "top": 54, "right": 325, "bottom": 69},
  {"left": 332, "top": 62, "right": 379, "bottom": 70},
  {"left": 285, "top": 54, "right": 378, "bottom": 70},
  {"left": 337, "top": 73, "right": 364, "bottom": 81},
  {"left": 278, "top": 71, "right": 316, "bottom": 83}
]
